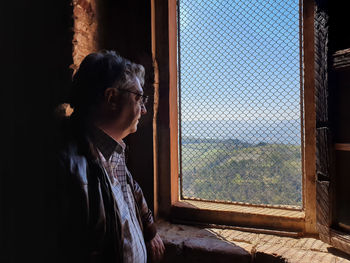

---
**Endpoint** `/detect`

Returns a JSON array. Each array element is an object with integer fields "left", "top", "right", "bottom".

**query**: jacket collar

[{"left": 88, "top": 126, "right": 125, "bottom": 161}]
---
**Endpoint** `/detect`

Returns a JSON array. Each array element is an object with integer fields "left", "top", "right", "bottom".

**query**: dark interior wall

[
  {"left": 0, "top": 1, "right": 154, "bottom": 261},
  {"left": 329, "top": 2, "right": 350, "bottom": 229},
  {"left": 329, "top": 4, "right": 350, "bottom": 52},
  {"left": 96, "top": 0, "right": 155, "bottom": 211},
  {"left": 0, "top": 1, "right": 73, "bottom": 262}
]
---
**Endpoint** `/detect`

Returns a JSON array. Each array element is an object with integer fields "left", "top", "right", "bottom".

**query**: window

[
  {"left": 154, "top": 0, "right": 316, "bottom": 234},
  {"left": 178, "top": 0, "right": 303, "bottom": 208}
]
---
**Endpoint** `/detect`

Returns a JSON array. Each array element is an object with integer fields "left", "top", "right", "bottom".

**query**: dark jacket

[{"left": 53, "top": 118, "right": 156, "bottom": 263}]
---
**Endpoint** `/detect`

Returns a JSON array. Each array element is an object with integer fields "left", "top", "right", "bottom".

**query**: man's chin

[
  {"left": 127, "top": 121, "right": 139, "bottom": 134},
  {"left": 129, "top": 126, "right": 138, "bottom": 134}
]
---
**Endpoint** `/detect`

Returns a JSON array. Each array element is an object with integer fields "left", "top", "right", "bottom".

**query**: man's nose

[{"left": 141, "top": 104, "right": 147, "bottom": 115}]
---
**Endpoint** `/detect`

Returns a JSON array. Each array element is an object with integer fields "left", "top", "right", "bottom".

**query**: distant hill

[
  {"left": 181, "top": 119, "right": 301, "bottom": 145},
  {"left": 180, "top": 137, "right": 302, "bottom": 206},
  {"left": 182, "top": 136, "right": 252, "bottom": 147}
]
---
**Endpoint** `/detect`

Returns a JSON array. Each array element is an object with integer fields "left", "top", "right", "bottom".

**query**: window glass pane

[{"left": 178, "top": 0, "right": 303, "bottom": 206}]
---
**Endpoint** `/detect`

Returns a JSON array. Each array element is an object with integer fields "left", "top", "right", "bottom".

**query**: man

[{"left": 54, "top": 50, "right": 164, "bottom": 263}]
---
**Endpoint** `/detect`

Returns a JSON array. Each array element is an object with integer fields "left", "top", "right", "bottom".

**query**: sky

[{"left": 178, "top": 0, "right": 302, "bottom": 123}]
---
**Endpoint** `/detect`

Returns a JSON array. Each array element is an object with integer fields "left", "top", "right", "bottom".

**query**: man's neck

[
  {"left": 91, "top": 107, "right": 128, "bottom": 143},
  {"left": 95, "top": 122, "right": 127, "bottom": 143}
]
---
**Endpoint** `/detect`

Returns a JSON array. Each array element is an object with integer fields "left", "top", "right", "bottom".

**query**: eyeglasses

[{"left": 117, "top": 88, "right": 149, "bottom": 106}]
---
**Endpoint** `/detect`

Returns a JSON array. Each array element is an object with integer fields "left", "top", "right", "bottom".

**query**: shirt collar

[{"left": 89, "top": 126, "right": 125, "bottom": 161}]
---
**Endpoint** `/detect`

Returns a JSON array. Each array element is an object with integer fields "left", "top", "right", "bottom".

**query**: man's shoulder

[
  {"left": 55, "top": 140, "right": 91, "bottom": 186},
  {"left": 53, "top": 117, "right": 88, "bottom": 156},
  {"left": 59, "top": 141, "right": 84, "bottom": 161},
  {"left": 53, "top": 118, "right": 91, "bottom": 179}
]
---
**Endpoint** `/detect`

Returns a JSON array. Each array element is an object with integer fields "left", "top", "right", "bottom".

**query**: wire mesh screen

[{"left": 178, "top": 0, "right": 303, "bottom": 206}]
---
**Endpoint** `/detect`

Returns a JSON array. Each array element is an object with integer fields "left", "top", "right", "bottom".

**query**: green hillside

[{"left": 181, "top": 138, "right": 302, "bottom": 206}]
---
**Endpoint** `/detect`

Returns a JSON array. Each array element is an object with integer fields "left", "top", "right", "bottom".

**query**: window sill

[
  {"left": 156, "top": 220, "right": 350, "bottom": 263},
  {"left": 171, "top": 200, "right": 305, "bottom": 234}
]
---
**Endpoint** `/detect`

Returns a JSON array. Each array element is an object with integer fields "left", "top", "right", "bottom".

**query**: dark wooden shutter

[{"left": 315, "top": 0, "right": 350, "bottom": 254}]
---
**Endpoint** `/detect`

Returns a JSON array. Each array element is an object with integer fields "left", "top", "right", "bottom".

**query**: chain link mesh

[{"left": 178, "top": 0, "right": 303, "bottom": 206}]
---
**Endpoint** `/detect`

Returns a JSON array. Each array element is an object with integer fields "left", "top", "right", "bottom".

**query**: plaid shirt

[{"left": 90, "top": 127, "right": 147, "bottom": 263}]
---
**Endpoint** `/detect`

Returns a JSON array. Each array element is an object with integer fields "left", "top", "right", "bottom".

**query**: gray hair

[
  {"left": 70, "top": 50, "right": 145, "bottom": 118},
  {"left": 114, "top": 59, "right": 145, "bottom": 91}
]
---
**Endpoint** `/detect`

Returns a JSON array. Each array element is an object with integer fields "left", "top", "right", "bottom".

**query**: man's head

[{"left": 70, "top": 50, "right": 147, "bottom": 138}]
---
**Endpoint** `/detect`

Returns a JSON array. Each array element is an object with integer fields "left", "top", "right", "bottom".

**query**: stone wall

[{"left": 72, "top": 0, "right": 98, "bottom": 72}]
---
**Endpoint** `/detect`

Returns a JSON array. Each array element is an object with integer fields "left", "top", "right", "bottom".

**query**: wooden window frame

[{"left": 153, "top": 0, "right": 317, "bottom": 235}]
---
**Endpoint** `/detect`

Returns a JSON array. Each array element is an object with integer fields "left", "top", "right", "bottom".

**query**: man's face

[{"left": 117, "top": 78, "right": 147, "bottom": 136}]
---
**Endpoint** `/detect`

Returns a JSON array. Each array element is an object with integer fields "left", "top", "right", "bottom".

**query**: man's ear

[{"left": 104, "top": 87, "right": 118, "bottom": 109}]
